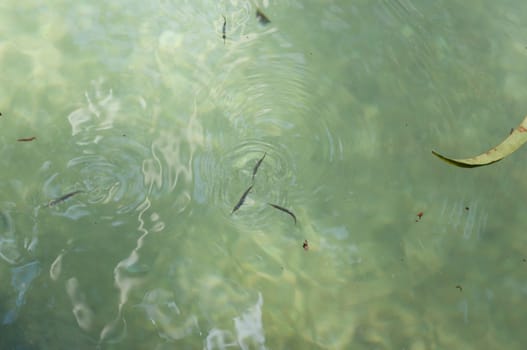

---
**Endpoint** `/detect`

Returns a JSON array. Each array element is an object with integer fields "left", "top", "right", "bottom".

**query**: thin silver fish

[
  {"left": 267, "top": 203, "right": 296, "bottom": 224},
  {"left": 47, "top": 190, "right": 84, "bottom": 207},
  {"left": 222, "top": 15, "right": 227, "bottom": 44},
  {"left": 231, "top": 185, "right": 253, "bottom": 214},
  {"left": 252, "top": 152, "right": 266, "bottom": 181},
  {"left": 256, "top": 8, "right": 271, "bottom": 25}
]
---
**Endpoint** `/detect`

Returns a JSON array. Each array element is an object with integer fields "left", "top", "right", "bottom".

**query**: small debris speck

[
  {"left": 455, "top": 285, "right": 462, "bottom": 292},
  {"left": 302, "top": 240, "right": 309, "bottom": 251}
]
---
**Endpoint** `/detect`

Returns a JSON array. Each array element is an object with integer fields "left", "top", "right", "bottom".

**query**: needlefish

[
  {"left": 231, "top": 185, "right": 253, "bottom": 214},
  {"left": 267, "top": 203, "right": 296, "bottom": 224},
  {"left": 222, "top": 15, "right": 227, "bottom": 44},
  {"left": 46, "top": 190, "right": 85, "bottom": 207},
  {"left": 252, "top": 152, "right": 266, "bottom": 181},
  {"left": 256, "top": 8, "right": 271, "bottom": 25}
]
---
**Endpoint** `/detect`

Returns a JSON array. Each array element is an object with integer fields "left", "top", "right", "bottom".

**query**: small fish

[
  {"left": 267, "top": 203, "right": 296, "bottom": 224},
  {"left": 17, "top": 136, "right": 36, "bottom": 142},
  {"left": 302, "top": 240, "right": 309, "bottom": 251},
  {"left": 231, "top": 185, "right": 253, "bottom": 214},
  {"left": 222, "top": 15, "right": 227, "bottom": 44},
  {"left": 47, "top": 190, "right": 84, "bottom": 207},
  {"left": 256, "top": 8, "right": 271, "bottom": 25},
  {"left": 252, "top": 152, "right": 266, "bottom": 181}
]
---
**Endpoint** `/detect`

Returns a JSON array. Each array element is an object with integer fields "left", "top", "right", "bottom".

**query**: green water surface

[{"left": 1, "top": 1, "right": 527, "bottom": 349}]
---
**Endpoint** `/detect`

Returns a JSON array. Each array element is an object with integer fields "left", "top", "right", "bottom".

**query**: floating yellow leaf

[{"left": 432, "top": 115, "right": 527, "bottom": 168}]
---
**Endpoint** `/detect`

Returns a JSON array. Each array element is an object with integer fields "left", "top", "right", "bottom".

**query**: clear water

[{"left": 1, "top": 1, "right": 527, "bottom": 349}]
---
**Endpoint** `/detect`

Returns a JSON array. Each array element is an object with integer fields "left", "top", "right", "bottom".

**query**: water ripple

[
  {"left": 58, "top": 81, "right": 150, "bottom": 216},
  {"left": 39, "top": 135, "right": 149, "bottom": 218},
  {"left": 194, "top": 138, "right": 297, "bottom": 228},
  {"left": 67, "top": 138, "right": 148, "bottom": 213},
  {"left": 213, "top": 51, "right": 312, "bottom": 138}
]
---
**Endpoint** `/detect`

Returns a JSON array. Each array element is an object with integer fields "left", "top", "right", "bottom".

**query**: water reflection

[
  {"left": 3, "top": 261, "right": 40, "bottom": 325},
  {"left": 0, "top": 206, "right": 20, "bottom": 265},
  {"left": 205, "top": 292, "right": 266, "bottom": 350},
  {"left": 135, "top": 288, "right": 198, "bottom": 341},
  {"left": 66, "top": 277, "right": 95, "bottom": 331},
  {"left": 0, "top": 1, "right": 358, "bottom": 346},
  {"left": 1, "top": 0, "right": 527, "bottom": 348}
]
